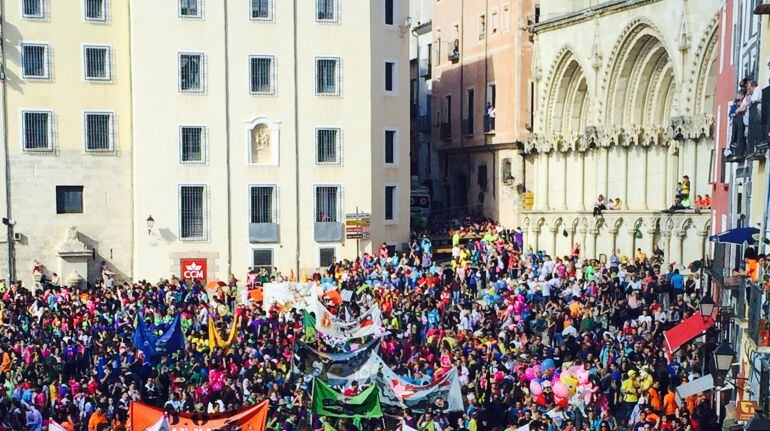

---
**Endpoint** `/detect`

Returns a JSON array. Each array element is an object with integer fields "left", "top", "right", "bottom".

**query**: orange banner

[{"left": 129, "top": 400, "right": 269, "bottom": 431}]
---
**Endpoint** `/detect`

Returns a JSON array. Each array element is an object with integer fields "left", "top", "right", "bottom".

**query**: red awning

[{"left": 663, "top": 311, "right": 715, "bottom": 359}]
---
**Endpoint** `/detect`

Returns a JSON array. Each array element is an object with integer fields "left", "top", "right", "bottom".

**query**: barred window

[
  {"left": 316, "top": 0, "right": 337, "bottom": 21},
  {"left": 250, "top": 186, "right": 276, "bottom": 223},
  {"left": 250, "top": 56, "right": 274, "bottom": 94},
  {"left": 385, "top": 130, "right": 396, "bottom": 164},
  {"left": 180, "top": 126, "right": 204, "bottom": 163},
  {"left": 84, "top": 112, "right": 113, "bottom": 151},
  {"left": 315, "top": 186, "right": 339, "bottom": 223},
  {"left": 22, "top": 0, "right": 44, "bottom": 18},
  {"left": 252, "top": 249, "right": 273, "bottom": 269},
  {"left": 22, "top": 111, "right": 52, "bottom": 150},
  {"left": 385, "top": 185, "right": 396, "bottom": 221},
  {"left": 56, "top": 186, "right": 84, "bottom": 214},
  {"left": 180, "top": 185, "right": 207, "bottom": 240},
  {"left": 384, "top": 0, "right": 395, "bottom": 25},
  {"left": 85, "top": 0, "right": 106, "bottom": 21},
  {"left": 251, "top": 0, "right": 271, "bottom": 20},
  {"left": 84, "top": 46, "right": 110, "bottom": 80},
  {"left": 316, "top": 128, "right": 340, "bottom": 164},
  {"left": 316, "top": 58, "right": 339, "bottom": 95},
  {"left": 179, "top": 53, "right": 203, "bottom": 92},
  {"left": 179, "top": 0, "right": 200, "bottom": 17},
  {"left": 21, "top": 44, "right": 48, "bottom": 79}
]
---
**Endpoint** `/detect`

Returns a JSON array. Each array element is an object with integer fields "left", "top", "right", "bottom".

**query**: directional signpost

[{"left": 346, "top": 211, "right": 371, "bottom": 258}]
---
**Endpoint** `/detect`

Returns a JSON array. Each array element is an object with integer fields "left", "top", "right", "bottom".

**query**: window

[
  {"left": 84, "top": 112, "right": 113, "bottom": 151},
  {"left": 22, "top": 110, "right": 52, "bottom": 151},
  {"left": 490, "top": 10, "right": 498, "bottom": 34},
  {"left": 316, "top": 0, "right": 338, "bottom": 22},
  {"left": 315, "top": 57, "right": 340, "bottom": 95},
  {"left": 180, "top": 126, "right": 205, "bottom": 163},
  {"left": 319, "top": 247, "right": 336, "bottom": 267},
  {"left": 22, "top": 0, "right": 44, "bottom": 18},
  {"left": 384, "top": 129, "right": 398, "bottom": 165},
  {"left": 84, "top": 0, "right": 106, "bottom": 21},
  {"left": 477, "top": 165, "right": 488, "bottom": 191},
  {"left": 56, "top": 186, "right": 84, "bottom": 214},
  {"left": 385, "top": 185, "right": 397, "bottom": 221},
  {"left": 179, "top": 0, "right": 201, "bottom": 18},
  {"left": 315, "top": 186, "right": 340, "bottom": 222},
  {"left": 179, "top": 185, "right": 207, "bottom": 241},
  {"left": 249, "top": 56, "right": 275, "bottom": 95},
  {"left": 385, "top": 61, "right": 395, "bottom": 93},
  {"left": 179, "top": 53, "right": 204, "bottom": 93},
  {"left": 479, "top": 14, "right": 486, "bottom": 40},
  {"left": 84, "top": 45, "right": 111, "bottom": 80},
  {"left": 384, "top": 0, "right": 395, "bottom": 26},
  {"left": 316, "top": 128, "right": 341, "bottom": 164},
  {"left": 250, "top": 185, "right": 277, "bottom": 223},
  {"left": 502, "top": 3, "right": 510, "bottom": 32},
  {"left": 21, "top": 43, "right": 48, "bottom": 79},
  {"left": 252, "top": 248, "right": 274, "bottom": 269},
  {"left": 251, "top": 0, "right": 272, "bottom": 20}
]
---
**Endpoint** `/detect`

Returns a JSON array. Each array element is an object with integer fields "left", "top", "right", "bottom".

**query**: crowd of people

[{"left": 0, "top": 216, "right": 726, "bottom": 431}]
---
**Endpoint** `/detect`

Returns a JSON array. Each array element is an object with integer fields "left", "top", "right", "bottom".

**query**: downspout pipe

[
  {"left": 223, "top": 0, "right": 233, "bottom": 278},
  {"left": 0, "top": 0, "right": 15, "bottom": 283},
  {"left": 293, "top": 0, "right": 301, "bottom": 277}
]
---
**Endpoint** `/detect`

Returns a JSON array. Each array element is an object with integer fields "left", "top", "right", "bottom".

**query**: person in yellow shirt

[{"left": 620, "top": 370, "right": 640, "bottom": 423}]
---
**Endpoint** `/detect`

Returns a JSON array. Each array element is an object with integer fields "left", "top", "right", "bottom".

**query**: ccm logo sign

[{"left": 180, "top": 258, "right": 207, "bottom": 281}]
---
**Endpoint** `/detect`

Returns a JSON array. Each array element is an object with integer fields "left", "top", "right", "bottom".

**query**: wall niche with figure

[{"left": 246, "top": 117, "right": 279, "bottom": 165}]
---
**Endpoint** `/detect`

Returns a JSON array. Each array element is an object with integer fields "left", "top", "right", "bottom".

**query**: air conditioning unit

[{"left": 13, "top": 232, "right": 21, "bottom": 241}]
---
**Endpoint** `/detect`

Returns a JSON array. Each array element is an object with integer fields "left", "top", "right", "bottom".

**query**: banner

[
  {"left": 129, "top": 400, "right": 268, "bottom": 431},
  {"left": 303, "top": 310, "right": 317, "bottom": 343},
  {"left": 311, "top": 379, "right": 383, "bottom": 420},
  {"left": 132, "top": 314, "right": 185, "bottom": 358},
  {"left": 208, "top": 311, "right": 241, "bottom": 353},
  {"left": 294, "top": 339, "right": 380, "bottom": 386},
  {"left": 262, "top": 282, "right": 320, "bottom": 313},
  {"left": 316, "top": 304, "right": 384, "bottom": 339},
  {"left": 379, "top": 366, "right": 464, "bottom": 413}
]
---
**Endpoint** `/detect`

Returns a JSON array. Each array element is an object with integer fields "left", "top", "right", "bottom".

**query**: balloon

[
  {"left": 542, "top": 359, "right": 556, "bottom": 373},
  {"left": 530, "top": 380, "right": 543, "bottom": 396},
  {"left": 584, "top": 385, "right": 598, "bottom": 404},
  {"left": 560, "top": 372, "right": 578, "bottom": 395},
  {"left": 576, "top": 370, "right": 590, "bottom": 385},
  {"left": 535, "top": 394, "right": 547, "bottom": 407},
  {"left": 522, "top": 367, "right": 535, "bottom": 382},
  {"left": 553, "top": 381, "right": 570, "bottom": 398},
  {"left": 533, "top": 364, "right": 542, "bottom": 375},
  {"left": 554, "top": 395, "right": 569, "bottom": 408}
]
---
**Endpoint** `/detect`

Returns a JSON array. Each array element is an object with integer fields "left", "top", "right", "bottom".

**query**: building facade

[
  {"left": 523, "top": 0, "right": 720, "bottom": 266},
  {"left": 0, "top": 0, "right": 411, "bottom": 286},
  {"left": 430, "top": 0, "right": 534, "bottom": 226},
  {"left": 0, "top": 0, "right": 134, "bottom": 285}
]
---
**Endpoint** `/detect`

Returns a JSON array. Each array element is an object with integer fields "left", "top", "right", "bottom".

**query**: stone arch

[
  {"left": 601, "top": 18, "right": 678, "bottom": 127},
  {"left": 690, "top": 15, "right": 719, "bottom": 117},
  {"left": 542, "top": 46, "right": 592, "bottom": 135},
  {"left": 246, "top": 117, "right": 280, "bottom": 165}
]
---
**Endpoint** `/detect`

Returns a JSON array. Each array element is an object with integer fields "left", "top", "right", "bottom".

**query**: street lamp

[
  {"left": 745, "top": 414, "right": 770, "bottom": 431},
  {"left": 713, "top": 342, "right": 736, "bottom": 376},
  {"left": 146, "top": 215, "right": 155, "bottom": 234},
  {"left": 700, "top": 294, "right": 715, "bottom": 317}
]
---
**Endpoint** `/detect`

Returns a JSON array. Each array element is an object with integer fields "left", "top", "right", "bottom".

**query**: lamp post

[
  {"left": 713, "top": 342, "right": 736, "bottom": 376},
  {"left": 700, "top": 293, "right": 715, "bottom": 318},
  {"left": 146, "top": 215, "right": 155, "bottom": 235},
  {"left": 745, "top": 414, "right": 770, "bottom": 431}
]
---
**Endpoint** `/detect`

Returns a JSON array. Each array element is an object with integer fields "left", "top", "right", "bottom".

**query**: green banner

[{"left": 311, "top": 379, "right": 383, "bottom": 420}]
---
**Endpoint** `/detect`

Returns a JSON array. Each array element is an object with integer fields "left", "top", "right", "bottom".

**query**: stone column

[
  {"left": 603, "top": 147, "right": 610, "bottom": 197},
  {"left": 622, "top": 146, "right": 630, "bottom": 209},
  {"left": 568, "top": 227, "right": 577, "bottom": 252},
  {"left": 690, "top": 139, "right": 698, "bottom": 198},
  {"left": 550, "top": 226, "right": 559, "bottom": 256},
  {"left": 627, "top": 228, "right": 637, "bottom": 257},
  {"left": 642, "top": 147, "right": 649, "bottom": 210},
  {"left": 580, "top": 228, "right": 588, "bottom": 258},
  {"left": 544, "top": 153, "right": 551, "bottom": 210},
  {"left": 663, "top": 231, "right": 672, "bottom": 265},
  {"left": 587, "top": 229, "right": 598, "bottom": 259},
  {"left": 535, "top": 155, "right": 543, "bottom": 210},
  {"left": 697, "top": 230, "right": 708, "bottom": 260},
  {"left": 673, "top": 231, "right": 685, "bottom": 268},
  {"left": 645, "top": 229, "right": 656, "bottom": 257},
  {"left": 610, "top": 228, "right": 618, "bottom": 255},
  {"left": 578, "top": 152, "right": 586, "bottom": 210},
  {"left": 561, "top": 153, "right": 568, "bottom": 210},
  {"left": 532, "top": 227, "right": 541, "bottom": 252}
]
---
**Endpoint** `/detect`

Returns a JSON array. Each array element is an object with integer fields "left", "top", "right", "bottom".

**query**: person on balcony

[
  {"left": 728, "top": 89, "right": 748, "bottom": 161},
  {"left": 485, "top": 102, "right": 496, "bottom": 132},
  {"left": 747, "top": 80, "right": 763, "bottom": 156},
  {"left": 593, "top": 195, "right": 607, "bottom": 217}
]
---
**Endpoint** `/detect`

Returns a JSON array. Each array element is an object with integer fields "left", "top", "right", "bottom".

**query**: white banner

[
  {"left": 262, "top": 282, "right": 321, "bottom": 313},
  {"left": 316, "top": 303, "right": 384, "bottom": 339},
  {"left": 377, "top": 361, "right": 464, "bottom": 413}
]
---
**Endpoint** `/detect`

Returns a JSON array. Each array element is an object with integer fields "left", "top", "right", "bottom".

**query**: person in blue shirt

[{"left": 670, "top": 269, "right": 684, "bottom": 293}]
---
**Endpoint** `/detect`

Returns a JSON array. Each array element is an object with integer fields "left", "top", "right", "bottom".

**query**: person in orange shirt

[
  {"left": 87, "top": 406, "right": 107, "bottom": 431},
  {"left": 663, "top": 385, "right": 678, "bottom": 417},
  {"left": 647, "top": 380, "right": 662, "bottom": 412}
]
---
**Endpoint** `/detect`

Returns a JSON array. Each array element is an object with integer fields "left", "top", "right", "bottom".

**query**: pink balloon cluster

[{"left": 524, "top": 363, "right": 599, "bottom": 408}]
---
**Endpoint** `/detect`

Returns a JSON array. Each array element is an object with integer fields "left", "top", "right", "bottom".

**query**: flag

[
  {"left": 144, "top": 415, "right": 170, "bottom": 431},
  {"left": 316, "top": 303, "right": 384, "bottom": 339},
  {"left": 262, "top": 282, "right": 321, "bottom": 313},
  {"left": 303, "top": 310, "right": 317, "bottom": 343},
  {"left": 155, "top": 314, "right": 185, "bottom": 354},
  {"left": 294, "top": 338, "right": 380, "bottom": 385},
  {"left": 132, "top": 313, "right": 158, "bottom": 357},
  {"left": 311, "top": 379, "right": 383, "bottom": 420},
  {"left": 208, "top": 311, "right": 241, "bottom": 353},
  {"left": 379, "top": 365, "right": 464, "bottom": 413},
  {"left": 129, "top": 400, "right": 268, "bottom": 431}
]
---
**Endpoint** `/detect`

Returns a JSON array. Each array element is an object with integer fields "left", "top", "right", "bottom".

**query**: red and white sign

[{"left": 180, "top": 258, "right": 207, "bottom": 281}]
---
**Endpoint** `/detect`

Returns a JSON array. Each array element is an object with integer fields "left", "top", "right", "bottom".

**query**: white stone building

[{"left": 523, "top": 0, "right": 720, "bottom": 267}]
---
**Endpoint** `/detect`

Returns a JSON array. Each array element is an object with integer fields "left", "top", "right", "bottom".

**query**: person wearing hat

[{"left": 620, "top": 370, "right": 640, "bottom": 423}]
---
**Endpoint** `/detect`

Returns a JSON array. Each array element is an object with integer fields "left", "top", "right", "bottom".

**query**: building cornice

[{"left": 530, "top": 0, "right": 662, "bottom": 34}]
